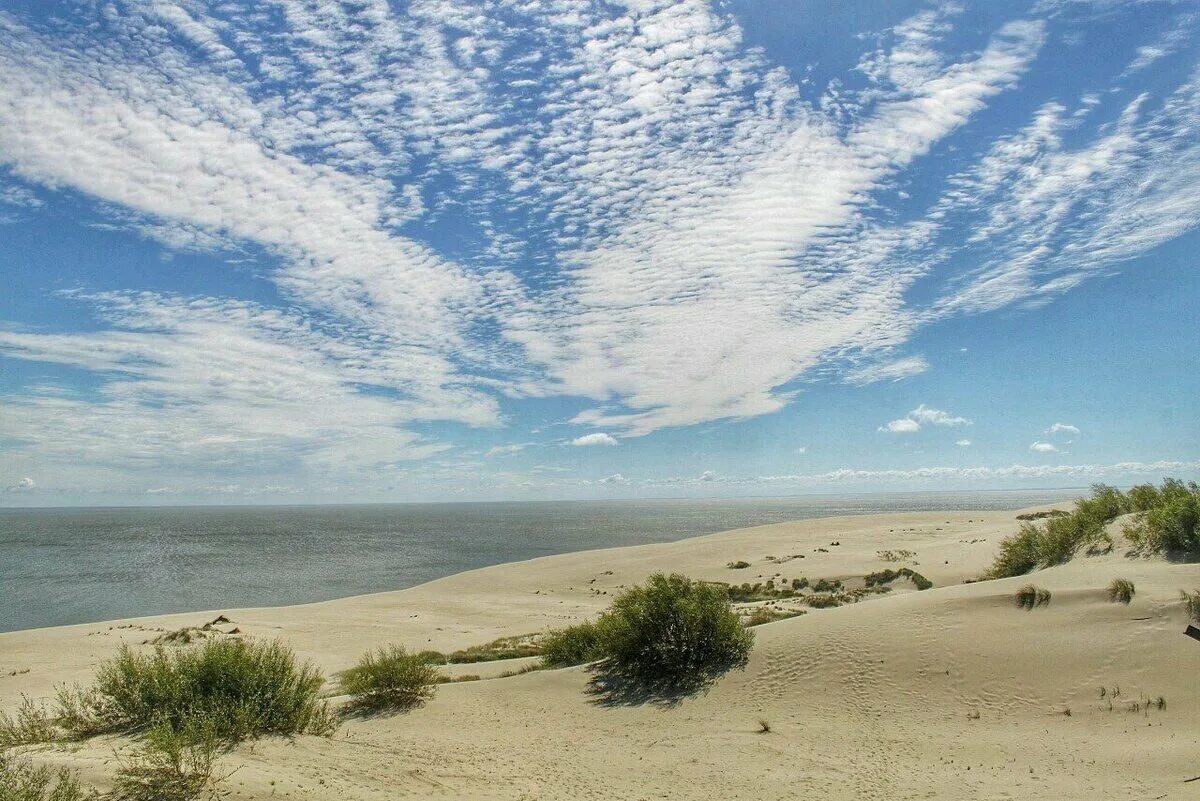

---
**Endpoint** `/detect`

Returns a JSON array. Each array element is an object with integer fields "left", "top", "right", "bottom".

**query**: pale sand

[{"left": 3, "top": 506, "right": 1199, "bottom": 799}]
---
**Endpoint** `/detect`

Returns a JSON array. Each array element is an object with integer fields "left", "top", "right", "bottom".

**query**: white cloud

[
  {"left": 881, "top": 403, "right": 971, "bottom": 432},
  {"left": 1030, "top": 441, "right": 1059, "bottom": 453},
  {"left": 956, "top": 439, "right": 972, "bottom": 447},
  {"left": 6, "top": 477, "right": 35, "bottom": 492},
  {"left": 597, "top": 473, "right": 628, "bottom": 485},
  {"left": 699, "top": 470, "right": 717, "bottom": 482},
  {"left": 571, "top": 432, "right": 619, "bottom": 447},
  {"left": 1046, "top": 423, "right": 1080, "bottom": 436},
  {"left": 796, "top": 446, "right": 808, "bottom": 454},
  {"left": 909, "top": 404, "right": 973, "bottom": 427},
  {"left": 880, "top": 418, "right": 922, "bottom": 433}
]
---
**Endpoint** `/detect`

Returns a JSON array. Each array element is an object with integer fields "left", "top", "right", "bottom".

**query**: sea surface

[{"left": 0, "top": 490, "right": 1076, "bottom": 632}]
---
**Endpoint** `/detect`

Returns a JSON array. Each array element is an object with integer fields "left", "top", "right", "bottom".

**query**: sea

[{"left": 0, "top": 489, "right": 1077, "bottom": 632}]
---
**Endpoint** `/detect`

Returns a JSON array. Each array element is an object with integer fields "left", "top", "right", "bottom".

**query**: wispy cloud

[
  {"left": 1046, "top": 422, "right": 1080, "bottom": 436},
  {"left": 1030, "top": 441, "right": 1059, "bottom": 453}
]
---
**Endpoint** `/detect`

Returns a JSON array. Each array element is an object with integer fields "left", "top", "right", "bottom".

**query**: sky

[{"left": 0, "top": 0, "right": 1198, "bottom": 506}]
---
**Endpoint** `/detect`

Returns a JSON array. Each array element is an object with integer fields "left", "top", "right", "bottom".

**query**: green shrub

[
  {"left": 595, "top": 573, "right": 752, "bottom": 686},
  {"left": 1015, "top": 585, "right": 1051, "bottom": 610},
  {"left": 113, "top": 718, "right": 221, "bottom": 801},
  {"left": 1106, "top": 578, "right": 1135, "bottom": 605},
  {"left": 1125, "top": 483, "right": 1162, "bottom": 513},
  {"left": 0, "top": 752, "right": 94, "bottom": 801},
  {"left": 791, "top": 577, "right": 809, "bottom": 591},
  {"left": 803, "top": 594, "right": 843, "bottom": 609},
  {"left": 339, "top": 646, "right": 438, "bottom": 711},
  {"left": 541, "top": 621, "right": 606, "bottom": 668},
  {"left": 58, "top": 639, "right": 335, "bottom": 741},
  {"left": 0, "top": 697, "right": 56, "bottom": 748},
  {"left": 1126, "top": 490, "right": 1200, "bottom": 553}
]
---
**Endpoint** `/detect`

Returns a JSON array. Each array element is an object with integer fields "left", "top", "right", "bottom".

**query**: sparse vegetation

[
  {"left": 592, "top": 573, "right": 753, "bottom": 686},
  {"left": 1106, "top": 578, "right": 1135, "bottom": 605},
  {"left": 0, "top": 751, "right": 95, "bottom": 801},
  {"left": 0, "top": 697, "right": 56, "bottom": 748},
  {"left": 876, "top": 549, "right": 916, "bottom": 562},
  {"left": 55, "top": 638, "right": 335, "bottom": 742},
  {"left": 112, "top": 718, "right": 223, "bottom": 801},
  {"left": 1015, "top": 585, "right": 1052, "bottom": 610},
  {"left": 444, "top": 635, "right": 542, "bottom": 664},
  {"left": 756, "top": 719, "right": 770, "bottom": 733},
  {"left": 339, "top": 646, "right": 439, "bottom": 711},
  {"left": 541, "top": 621, "right": 606, "bottom": 668},
  {"left": 1016, "top": 510, "right": 1069, "bottom": 521},
  {"left": 726, "top": 560, "right": 751, "bottom": 570}
]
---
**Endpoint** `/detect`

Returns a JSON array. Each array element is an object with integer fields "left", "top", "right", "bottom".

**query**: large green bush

[
  {"left": 58, "top": 638, "right": 334, "bottom": 742},
  {"left": 339, "top": 646, "right": 438, "bottom": 711},
  {"left": 593, "top": 573, "right": 753, "bottom": 686}
]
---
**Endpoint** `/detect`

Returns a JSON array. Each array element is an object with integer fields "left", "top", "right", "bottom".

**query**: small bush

[
  {"left": 862, "top": 568, "right": 932, "bottom": 591},
  {"left": 1125, "top": 486, "right": 1200, "bottom": 554},
  {"left": 1106, "top": 578, "right": 1135, "bottom": 605},
  {"left": 743, "top": 608, "right": 805, "bottom": 627},
  {"left": 541, "top": 621, "right": 605, "bottom": 668},
  {"left": 804, "top": 594, "right": 843, "bottom": 609},
  {"left": 1180, "top": 589, "right": 1200, "bottom": 622},
  {"left": 0, "top": 752, "right": 94, "bottom": 801},
  {"left": 0, "top": 696, "right": 56, "bottom": 747},
  {"left": 1015, "top": 585, "right": 1052, "bottom": 610},
  {"left": 339, "top": 646, "right": 438, "bottom": 711},
  {"left": 113, "top": 718, "right": 222, "bottom": 801},
  {"left": 811, "top": 578, "right": 842, "bottom": 593},
  {"left": 726, "top": 561, "right": 751, "bottom": 570},
  {"left": 58, "top": 638, "right": 335, "bottom": 741},
  {"left": 596, "top": 573, "right": 752, "bottom": 686}
]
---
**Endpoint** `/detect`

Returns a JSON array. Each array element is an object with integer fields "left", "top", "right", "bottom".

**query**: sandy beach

[{"left": 3, "top": 505, "right": 1198, "bottom": 800}]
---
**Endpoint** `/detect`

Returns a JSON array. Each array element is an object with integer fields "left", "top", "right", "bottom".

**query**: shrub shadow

[
  {"left": 583, "top": 657, "right": 743, "bottom": 709},
  {"left": 338, "top": 696, "right": 427, "bottom": 720}
]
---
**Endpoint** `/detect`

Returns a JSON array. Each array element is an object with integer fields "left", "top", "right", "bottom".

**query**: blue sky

[{"left": 1, "top": 0, "right": 1198, "bottom": 506}]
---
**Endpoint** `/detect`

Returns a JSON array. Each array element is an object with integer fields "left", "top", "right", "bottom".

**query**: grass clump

[
  {"left": 1015, "top": 585, "right": 1052, "bottom": 610},
  {"left": 112, "top": 718, "right": 223, "bottom": 801},
  {"left": 0, "top": 751, "right": 95, "bottom": 801},
  {"left": 339, "top": 646, "right": 438, "bottom": 712},
  {"left": 0, "top": 697, "right": 57, "bottom": 748},
  {"left": 593, "top": 573, "right": 753, "bottom": 687},
  {"left": 1106, "top": 578, "right": 1135, "bottom": 605},
  {"left": 540, "top": 621, "right": 605, "bottom": 668},
  {"left": 726, "top": 561, "right": 751, "bottom": 570},
  {"left": 56, "top": 638, "right": 335, "bottom": 742}
]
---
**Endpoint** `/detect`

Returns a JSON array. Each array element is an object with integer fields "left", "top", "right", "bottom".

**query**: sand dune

[{"left": 3, "top": 506, "right": 1199, "bottom": 799}]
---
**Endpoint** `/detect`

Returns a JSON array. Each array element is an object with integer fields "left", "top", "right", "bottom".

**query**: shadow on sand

[{"left": 583, "top": 657, "right": 744, "bottom": 709}]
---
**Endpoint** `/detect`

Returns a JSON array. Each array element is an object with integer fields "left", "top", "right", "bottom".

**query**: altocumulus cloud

[{"left": 0, "top": 2, "right": 1196, "bottom": 494}]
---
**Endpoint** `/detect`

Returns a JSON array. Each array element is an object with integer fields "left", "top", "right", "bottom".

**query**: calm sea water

[{"left": 0, "top": 490, "right": 1076, "bottom": 632}]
